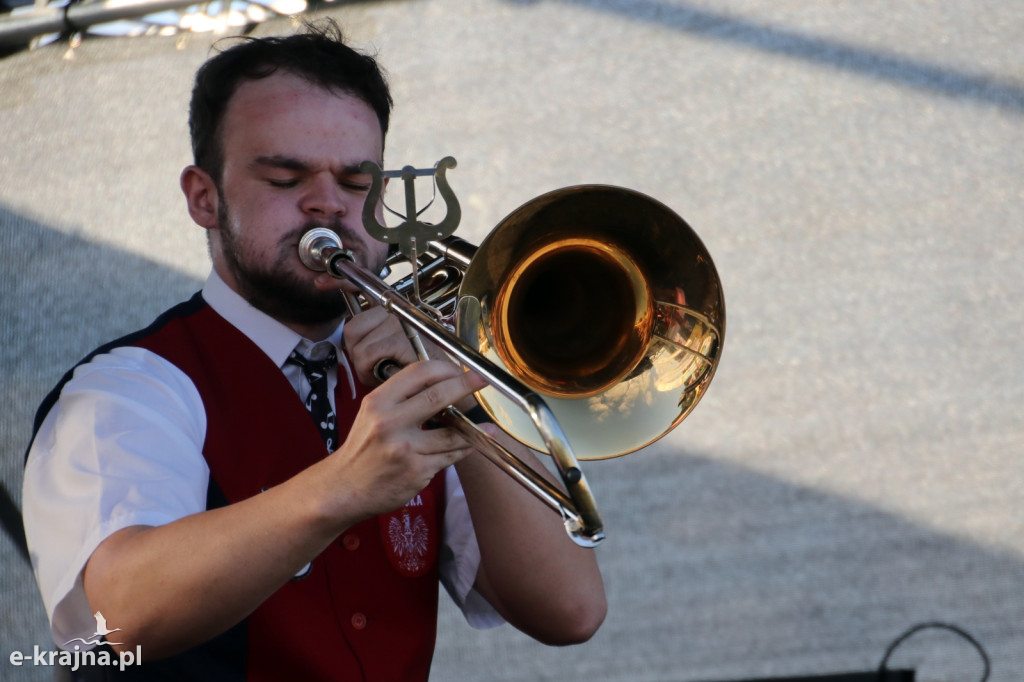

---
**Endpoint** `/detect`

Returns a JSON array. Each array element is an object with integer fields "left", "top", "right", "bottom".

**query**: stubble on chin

[{"left": 216, "top": 205, "right": 353, "bottom": 326}]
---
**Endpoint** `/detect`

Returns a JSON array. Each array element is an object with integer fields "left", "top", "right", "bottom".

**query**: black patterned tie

[{"left": 286, "top": 346, "right": 338, "bottom": 452}]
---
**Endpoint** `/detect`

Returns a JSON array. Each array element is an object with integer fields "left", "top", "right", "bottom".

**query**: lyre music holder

[{"left": 359, "top": 157, "right": 461, "bottom": 307}]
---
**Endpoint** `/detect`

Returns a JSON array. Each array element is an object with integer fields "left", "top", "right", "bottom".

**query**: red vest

[{"left": 130, "top": 295, "right": 444, "bottom": 681}]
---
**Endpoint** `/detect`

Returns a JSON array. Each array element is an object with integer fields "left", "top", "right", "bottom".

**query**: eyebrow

[{"left": 250, "top": 155, "right": 370, "bottom": 175}]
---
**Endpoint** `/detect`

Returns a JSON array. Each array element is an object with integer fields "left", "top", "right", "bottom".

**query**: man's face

[{"left": 209, "top": 70, "right": 389, "bottom": 327}]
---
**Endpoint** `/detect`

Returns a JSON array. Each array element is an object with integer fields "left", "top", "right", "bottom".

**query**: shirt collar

[{"left": 201, "top": 270, "right": 345, "bottom": 369}]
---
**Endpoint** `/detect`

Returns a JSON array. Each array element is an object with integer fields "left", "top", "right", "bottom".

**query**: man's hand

[
  {"left": 317, "top": 359, "right": 487, "bottom": 522},
  {"left": 342, "top": 305, "right": 422, "bottom": 386},
  {"left": 343, "top": 303, "right": 481, "bottom": 413},
  {"left": 329, "top": 302, "right": 490, "bottom": 521}
]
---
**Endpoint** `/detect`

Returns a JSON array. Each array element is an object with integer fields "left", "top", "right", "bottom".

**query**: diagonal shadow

[
  {"left": 0, "top": 203, "right": 202, "bottom": 670},
  {"left": 511, "top": 0, "right": 1024, "bottom": 113},
  {"left": 433, "top": 445, "right": 1023, "bottom": 681}
]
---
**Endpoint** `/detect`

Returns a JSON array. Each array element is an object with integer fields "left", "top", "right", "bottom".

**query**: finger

[
  {"left": 405, "top": 448, "right": 474, "bottom": 487},
  {"left": 405, "top": 366, "right": 489, "bottom": 420},
  {"left": 342, "top": 306, "right": 392, "bottom": 349},
  {"left": 381, "top": 361, "right": 488, "bottom": 423},
  {"left": 475, "top": 422, "right": 501, "bottom": 438},
  {"left": 414, "top": 425, "right": 478, "bottom": 456},
  {"left": 344, "top": 312, "right": 421, "bottom": 384}
]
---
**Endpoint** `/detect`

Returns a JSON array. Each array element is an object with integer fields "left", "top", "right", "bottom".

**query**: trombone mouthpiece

[{"left": 299, "top": 228, "right": 345, "bottom": 272}]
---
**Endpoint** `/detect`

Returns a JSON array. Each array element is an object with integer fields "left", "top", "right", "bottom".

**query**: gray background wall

[{"left": 2, "top": 1, "right": 1021, "bottom": 680}]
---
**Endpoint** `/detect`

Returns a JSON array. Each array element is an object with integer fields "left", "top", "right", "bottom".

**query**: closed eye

[{"left": 340, "top": 175, "right": 373, "bottom": 192}]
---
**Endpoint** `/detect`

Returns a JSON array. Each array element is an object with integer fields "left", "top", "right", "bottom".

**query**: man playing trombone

[{"left": 23, "top": 20, "right": 605, "bottom": 680}]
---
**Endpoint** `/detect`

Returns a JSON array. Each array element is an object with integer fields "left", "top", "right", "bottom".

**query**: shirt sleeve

[
  {"left": 22, "top": 347, "right": 209, "bottom": 648},
  {"left": 438, "top": 466, "right": 504, "bottom": 629}
]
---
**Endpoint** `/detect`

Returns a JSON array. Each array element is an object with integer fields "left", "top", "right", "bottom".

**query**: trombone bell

[
  {"left": 494, "top": 237, "right": 654, "bottom": 398},
  {"left": 458, "top": 185, "right": 725, "bottom": 461}
]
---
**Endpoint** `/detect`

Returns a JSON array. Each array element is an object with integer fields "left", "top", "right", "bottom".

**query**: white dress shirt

[{"left": 22, "top": 270, "right": 499, "bottom": 648}]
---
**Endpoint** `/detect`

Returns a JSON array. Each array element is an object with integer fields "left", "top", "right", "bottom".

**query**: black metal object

[{"left": 0, "top": 481, "right": 30, "bottom": 564}]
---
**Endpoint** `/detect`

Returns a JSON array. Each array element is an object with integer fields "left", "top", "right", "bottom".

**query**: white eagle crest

[{"left": 388, "top": 512, "right": 429, "bottom": 573}]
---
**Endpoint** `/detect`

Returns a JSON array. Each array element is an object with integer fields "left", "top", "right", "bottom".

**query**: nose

[{"left": 301, "top": 174, "right": 347, "bottom": 218}]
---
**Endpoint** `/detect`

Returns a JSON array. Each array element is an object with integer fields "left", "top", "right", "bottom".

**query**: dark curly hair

[{"left": 188, "top": 19, "right": 393, "bottom": 181}]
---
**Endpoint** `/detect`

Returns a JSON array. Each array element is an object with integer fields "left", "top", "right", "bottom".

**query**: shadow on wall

[
  {"left": 434, "top": 444, "right": 1020, "bottom": 681},
  {"left": 504, "top": 0, "right": 1024, "bottom": 113},
  {"left": 0, "top": 203, "right": 202, "bottom": 678}
]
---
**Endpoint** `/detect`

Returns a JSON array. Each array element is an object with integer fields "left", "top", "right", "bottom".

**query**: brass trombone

[{"left": 298, "top": 160, "right": 725, "bottom": 547}]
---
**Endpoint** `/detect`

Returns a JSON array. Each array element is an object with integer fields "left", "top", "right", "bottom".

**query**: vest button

[
  {"left": 351, "top": 612, "right": 367, "bottom": 630},
  {"left": 342, "top": 533, "right": 360, "bottom": 551}
]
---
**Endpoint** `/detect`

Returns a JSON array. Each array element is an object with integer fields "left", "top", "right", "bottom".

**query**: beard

[{"left": 215, "top": 196, "right": 383, "bottom": 327}]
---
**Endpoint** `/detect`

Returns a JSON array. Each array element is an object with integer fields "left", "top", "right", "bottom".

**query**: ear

[{"left": 180, "top": 165, "right": 220, "bottom": 230}]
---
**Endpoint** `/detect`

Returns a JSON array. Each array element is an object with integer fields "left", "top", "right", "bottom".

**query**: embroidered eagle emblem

[{"left": 387, "top": 512, "right": 429, "bottom": 574}]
